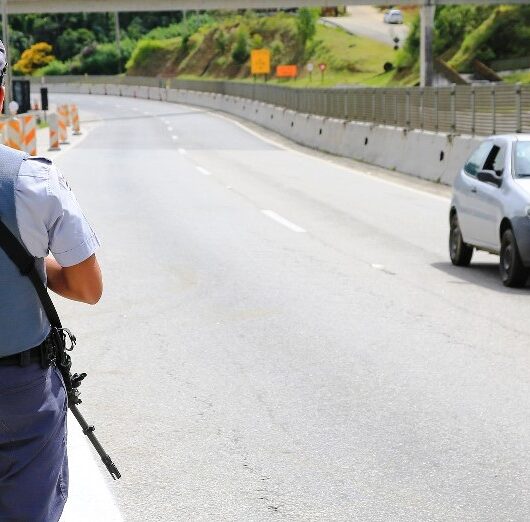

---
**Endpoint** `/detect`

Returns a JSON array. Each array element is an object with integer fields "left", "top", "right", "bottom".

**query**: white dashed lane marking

[
  {"left": 261, "top": 210, "right": 306, "bottom": 233},
  {"left": 196, "top": 167, "right": 211, "bottom": 176}
]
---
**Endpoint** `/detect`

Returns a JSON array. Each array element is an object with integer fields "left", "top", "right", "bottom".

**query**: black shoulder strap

[{"left": 0, "top": 218, "right": 62, "bottom": 329}]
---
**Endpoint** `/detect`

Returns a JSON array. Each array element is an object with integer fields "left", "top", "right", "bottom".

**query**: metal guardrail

[{"left": 31, "top": 75, "right": 530, "bottom": 137}]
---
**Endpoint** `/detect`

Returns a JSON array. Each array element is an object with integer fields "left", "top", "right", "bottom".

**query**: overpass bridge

[{"left": 0, "top": 0, "right": 517, "bottom": 92}]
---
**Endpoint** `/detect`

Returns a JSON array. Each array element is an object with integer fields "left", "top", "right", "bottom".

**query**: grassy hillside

[{"left": 126, "top": 12, "right": 396, "bottom": 87}]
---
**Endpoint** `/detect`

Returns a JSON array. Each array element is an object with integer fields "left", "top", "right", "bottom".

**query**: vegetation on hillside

[
  {"left": 125, "top": 11, "right": 395, "bottom": 86},
  {"left": 397, "top": 4, "right": 530, "bottom": 82},
  {"left": 9, "top": 6, "right": 530, "bottom": 86}
]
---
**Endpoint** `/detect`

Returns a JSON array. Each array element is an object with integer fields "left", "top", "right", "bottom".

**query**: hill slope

[{"left": 126, "top": 12, "right": 395, "bottom": 87}]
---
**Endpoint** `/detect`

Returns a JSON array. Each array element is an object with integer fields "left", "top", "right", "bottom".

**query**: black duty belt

[{"left": 0, "top": 341, "right": 48, "bottom": 367}]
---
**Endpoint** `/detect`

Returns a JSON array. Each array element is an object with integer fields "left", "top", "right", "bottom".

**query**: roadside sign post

[
  {"left": 319, "top": 63, "right": 327, "bottom": 83},
  {"left": 307, "top": 62, "right": 314, "bottom": 82}
]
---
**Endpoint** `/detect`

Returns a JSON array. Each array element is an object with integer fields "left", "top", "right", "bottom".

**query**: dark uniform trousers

[{"left": 0, "top": 362, "right": 68, "bottom": 521}]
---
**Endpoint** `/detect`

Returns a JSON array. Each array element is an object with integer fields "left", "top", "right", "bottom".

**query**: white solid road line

[
  {"left": 178, "top": 148, "right": 187, "bottom": 155},
  {"left": 196, "top": 166, "right": 211, "bottom": 176},
  {"left": 261, "top": 210, "right": 306, "bottom": 233},
  {"left": 60, "top": 413, "right": 123, "bottom": 522},
  {"left": 167, "top": 126, "right": 173, "bottom": 131},
  {"left": 172, "top": 135, "right": 179, "bottom": 141}
]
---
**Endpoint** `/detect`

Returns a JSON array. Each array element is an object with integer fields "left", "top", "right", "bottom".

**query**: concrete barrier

[{"left": 35, "top": 82, "right": 483, "bottom": 185}]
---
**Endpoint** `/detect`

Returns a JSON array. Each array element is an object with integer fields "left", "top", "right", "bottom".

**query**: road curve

[
  {"left": 50, "top": 93, "right": 529, "bottom": 521},
  {"left": 322, "top": 6, "right": 409, "bottom": 47}
]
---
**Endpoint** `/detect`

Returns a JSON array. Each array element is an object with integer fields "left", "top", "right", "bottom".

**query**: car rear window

[{"left": 514, "top": 142, "right": 530, "bottom": 178}]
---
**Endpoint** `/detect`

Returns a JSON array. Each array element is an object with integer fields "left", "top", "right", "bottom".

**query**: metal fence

[{"left": 33, "top": 75, "right": 530, "bottom": 137}]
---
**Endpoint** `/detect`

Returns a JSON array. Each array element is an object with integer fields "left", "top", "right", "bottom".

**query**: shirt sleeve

[{"left": 15, "top": 157, "right": 100, "bottom": 267}]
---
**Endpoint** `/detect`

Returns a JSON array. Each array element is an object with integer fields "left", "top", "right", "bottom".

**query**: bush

[
  {"left": 231, "top": 29, "right": 249, "bottom": 64},
  {"left": 13, "top": 42, "right": 55, "bottom": 75},
  {"left": 144, "top": 14, "right": 214, "bottom": 40},
  {"left": 77, "top": 43, "right": 120, "bottom": 74},
  {"left": 34, "top": 59, "right": 70, "bottom": 76},
  {"left": 125, "top": 38, "right": 179, "bottom": 75},
  {"left": 250, "top": 33, "right": 264, "bottom": 50},
  {"left": 214, "top": 30, "right": 228, "bottom": 54}
]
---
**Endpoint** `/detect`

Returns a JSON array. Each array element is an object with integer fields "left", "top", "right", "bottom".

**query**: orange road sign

[
  {"left": 276, "top": 65, "right": 298, "bottom": 78},
  {"left": 251, "top": 49, "right": 271, "bottom": 75}
]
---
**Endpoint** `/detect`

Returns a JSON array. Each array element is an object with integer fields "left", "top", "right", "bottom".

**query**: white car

[
  {"left": 384, "top": 9, "right": 404, "bottom": 24},
  {"left": 450, "top": 135, "right": 530, "bottom": 287}
]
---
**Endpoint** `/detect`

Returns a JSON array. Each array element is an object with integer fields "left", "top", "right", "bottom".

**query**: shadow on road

[{"left": 432, "top": 261, "right": 530, "bottom": 294}]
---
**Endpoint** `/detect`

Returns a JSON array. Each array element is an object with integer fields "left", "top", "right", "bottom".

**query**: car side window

[
  {"left": 483, "top": 144, "right": 506, "bottom": 176},
  {"left": 464, "top": 142, "right": 493, "bottom": 177}
]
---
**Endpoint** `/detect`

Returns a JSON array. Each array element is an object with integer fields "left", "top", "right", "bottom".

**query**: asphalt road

[
  {"left": 322, "top": 6, "right": 409, "bottom": 47},
  {"left": 50, "top": 93, "right": 529, "bottom": 521}
]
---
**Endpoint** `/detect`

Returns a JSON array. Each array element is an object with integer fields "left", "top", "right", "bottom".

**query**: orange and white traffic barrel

[
  {"left": 70, "top": 104, "right": 81, "bottom": 135},
  {"left": 0, "top": 120, "right": 7, "bottom": 145},
  {"left": 58, "top": 106, "right": 69, "bottom": 144},
  {"left": 48, "top": 113, "right": 61, "bottom": 151},
  {"left": 63, "top": 104, "right": 71, "bottom": 126},
  {"left": 5, "top": 117, "right": 23, "bottom": 151},
  {"left": 21, "top": 114, "right": 37, "bottom": 156}
]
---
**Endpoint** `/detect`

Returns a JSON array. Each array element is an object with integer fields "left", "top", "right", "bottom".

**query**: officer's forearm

[{"left": 45, "top": 255, "right": 103, "bottom": 305}]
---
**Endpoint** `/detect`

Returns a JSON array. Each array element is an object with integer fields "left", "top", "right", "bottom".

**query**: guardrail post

[
  {"left": 420, "top": 88, "right": 425, "bottom": 130},
  {"left": 491, "top": 85, "right": 497, "bottom": 134},
  {"left": 450, "top": 84, "right": 456, "bottom": 134},
  {"left": 471, "top": 85, "right": 476, "bottom": 136},
  {"left": 406, "top": 89, "right": 411, "bottom": 129},
  {"left": 434, "top": 88, "right": 439, "bottom": 132},
  {"left": 394, "top": 90, "right": 398, "bottom": 126},
  {"left": 516, "top": 83, "right": 522, "bottom": 133},
  {"left": 382, "top": 90, "right": 386, "bottom": 125}
]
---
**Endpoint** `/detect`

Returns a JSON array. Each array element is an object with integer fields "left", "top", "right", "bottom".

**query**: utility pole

[
  {"left": 114, "top": 11, "right": 121, "bottom": 73},
  {"left": 1, "top": 0, "right": 10, "bottom": 105},
  {"left": 420, "top": 1, "right": 436, "bottom": 87}
]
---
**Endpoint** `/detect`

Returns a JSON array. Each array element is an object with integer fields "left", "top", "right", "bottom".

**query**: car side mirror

[{"left": 477, "top": 169, "right": 502, "bottom": 187}]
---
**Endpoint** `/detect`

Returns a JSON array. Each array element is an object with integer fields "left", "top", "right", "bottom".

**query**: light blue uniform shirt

[{"left": 15, "top": 157, "right": 99, "bottom": 265}]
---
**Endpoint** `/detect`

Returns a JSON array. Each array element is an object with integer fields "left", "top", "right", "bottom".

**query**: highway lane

[{"left": 49, "top": 93, "right": 529, "bottom": 521}]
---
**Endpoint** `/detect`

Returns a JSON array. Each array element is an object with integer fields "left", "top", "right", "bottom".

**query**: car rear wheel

[
  {"left": 500, "top": 229, "right": 528, "bottom": 287},
  {"left": 449, "top": 213, "right": 473, "bottom": 266}
]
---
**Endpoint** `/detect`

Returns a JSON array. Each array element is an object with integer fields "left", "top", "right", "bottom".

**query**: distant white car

[{"left": 384, "top": 9, "right": 404, "bottom": 24}]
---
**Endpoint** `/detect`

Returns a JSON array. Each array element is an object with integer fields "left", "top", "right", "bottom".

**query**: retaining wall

[{"left": 45, "top": 82, "right": 483, "bottom": 186}]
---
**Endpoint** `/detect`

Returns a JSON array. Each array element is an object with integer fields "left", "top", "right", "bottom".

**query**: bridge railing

[{"left": 29, "top": 75, "right": 530, "bottom": 137}]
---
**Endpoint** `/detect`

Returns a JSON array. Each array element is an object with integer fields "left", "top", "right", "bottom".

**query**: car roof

[{"left": 485, "top": 134, "right": 530, "bottom": 142}]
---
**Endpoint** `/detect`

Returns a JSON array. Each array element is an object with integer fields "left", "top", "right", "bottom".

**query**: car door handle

[{"left": 471, "top": 187, "right": 477, "bottom": 193}]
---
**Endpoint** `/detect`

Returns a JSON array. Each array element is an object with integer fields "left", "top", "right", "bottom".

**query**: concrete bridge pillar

[{"left": 420, "top": 2, "right": 436, "bottom": 87}]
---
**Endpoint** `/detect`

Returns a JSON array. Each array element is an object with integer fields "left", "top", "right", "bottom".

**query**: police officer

[{"left": 0, "top": 40, "right": 102, "bottom": 521}]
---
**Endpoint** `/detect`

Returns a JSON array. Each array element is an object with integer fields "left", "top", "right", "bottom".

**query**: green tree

[
  {"left": 231, "top": 28, "right": 249, "bottom": 64},
  {"left": 56, "top": 28, "right": 95, "bottom": 61},
  {"left": 296, "top": 8, "right": 318, "bottom": 50}
]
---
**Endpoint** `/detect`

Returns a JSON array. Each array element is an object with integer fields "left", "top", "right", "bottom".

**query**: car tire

[
  {"left": 449, "top": 213, "right": 473, "bottom": 266},
  {"left": 500, "top": 229, "right": 528, "bottom": 287}
]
